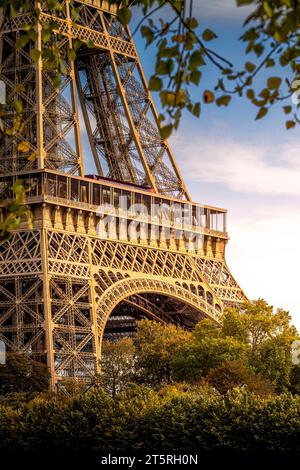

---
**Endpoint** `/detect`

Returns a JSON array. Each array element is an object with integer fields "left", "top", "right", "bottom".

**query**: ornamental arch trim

[{"left": 96, "top": 276, "right": 223, "bottom": 347}]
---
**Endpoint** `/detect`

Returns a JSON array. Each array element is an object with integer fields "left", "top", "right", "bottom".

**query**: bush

[
  {"left": 1, "top": 385, "right": 300, "bottom": 451},
  {"left": 206, "top": 360, "right": 274, "bottom": 396},
  {"left": 0, "top": 352, "right": 49, "bottom": 394}
]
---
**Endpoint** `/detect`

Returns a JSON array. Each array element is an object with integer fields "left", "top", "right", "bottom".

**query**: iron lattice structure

[{"left": 0, "top": 0, "right": 246, "bottom": 389}]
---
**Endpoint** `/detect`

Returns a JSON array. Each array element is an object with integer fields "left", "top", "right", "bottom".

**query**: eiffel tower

[{"left": 0, "top": 0, "right": 246, "bottom": 390}]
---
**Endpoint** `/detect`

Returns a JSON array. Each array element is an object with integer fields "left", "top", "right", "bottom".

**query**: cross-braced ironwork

[{"left": 0, "top": 0, "right": 246, "bottom": 390}]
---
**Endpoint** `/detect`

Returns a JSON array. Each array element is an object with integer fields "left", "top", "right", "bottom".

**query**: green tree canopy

[
  {"left": 134, "top": 319, "right": 190, "bottom": 386},
  {"left": 0, "top": 352, "right": 49, "bottom": 394},
  {"left": 206, "top": 359, "right": 274, "bottom": 396},
  {"left": 101, "top": 337, "right": 136, "bottom": 398},
  {"left": 171, "top": 320, "right": 248, "bottom": 383},
  {"left": 223, "top": 299, "right": 299, "bottom": 390}
]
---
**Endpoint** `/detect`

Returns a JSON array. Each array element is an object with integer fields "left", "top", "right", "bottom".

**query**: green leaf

[
  {"left": 203, "top": 90, "right": 215, "bottom": 104},
  {"left": 186, "top": 17, "right": 198, "bottom": 29},
  {"left": 15, "top": 84, "right": 25, "bottom": 94},
  {"left": 216, "top": 95, "right": 232, "bottom": 107},
  {"left": 73, "top": 39, "right": 83, "bottom": 51},
  {"left": 190, "top": 70, "right": 202, "bottom": 85},
  {"left": 259, "top": 88, "right": 270, "bottom": 99},
  {"left": 52, "top": 75, "right": 61, "bottom": 89},
  {"left": 117, "top": 7, "right": 132, "bottom": 26},
  {"left": 202, "top": 29, "right": 217, "bottom": 41},
  {"left": 246, "top": 89, "right": 255, "bottom": 100},
  {"left": 158, "top": 45, "right": 178, "bottom": 58},
  {"left": 22, "top": 23, "right": 33, "bottom": 32},
  {"left": 13, "top": 100, "right": 23, "bottom": 114},
  {"left": 245, "top": 62, "right": 256, "bottom": 73},
  {"left": 189, "top": 50, "right": 204, "bottom": 71},
  {"left": 156, "top": 60, "right": 173, "bottom": 75},
  {"left": 283, "top": 105, "right": 292, "bottom": 114},
  {"left": 192, "top": 102, "right": 201, "bottom": 117},
  {"left": 87, "top": 40, "right": 95, "bottom": 48},
  {"left": 286, "top": 120, "right": 296, "bottom": 129},
  {"left": 27, "top": 30, "right": 38, "bottom": 42},
  {"left": 42, "top": 29, "right": 51, "bottom": 43},
  {"left": 160, "top": 91, "right": 176, "bottom": 107},
  {"left": 253, "top": 43, "right": 264, "bottom": 57},
  {"left": 68, "top": 48, "right": 76, "bottom": 62},
  {"left": 17, "top": 141, "right": 31, "bottom": 153},
  {"left": 160, "top": 124, "right": 173, "bottom": 140},
  {"left": 141, "top": 25, "right": 154, "bottom": 44},
  {"left": 59, "top": 60, "right": 67, "bottom": 75},
  {"left": 29, "top": 48, "right": 41, "bottom": 62},
  {"left": 265, "top": 58, "right": 275, "bottom": 68},
  {"left": 255, "top": 107, "right": 268, "bottom": 120},
  {"left": 10, "top": 3, "right": 17, "bottom": 17},
  {"left": 174, "top": 89, "right": 187, "bottom": 106},
  {"left": 263, "top": 2, "right": 273, "bottom": 17},
  {"left": 267, "top": 76, "right": 282, "bottom": 89},
  {"left": 172, "top": 34, "right": 186, "bottom": 43},
  {"left": 16, "top": 35, "right": 30, "bottom": 50},
  {"left": 148, "top": 76, "right": 163, "bottom": 91},
  {"left": 71, "top": 7, "right": 80, "bottom": 21},
  {"left": 274, "top": 31, "right": 284, "bottom": 43}
]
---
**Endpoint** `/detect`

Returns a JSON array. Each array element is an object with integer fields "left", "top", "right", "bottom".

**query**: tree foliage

[
  {"left": 2, "top": 385, "right": 300, "bottom": 452},
  {"left": 0, "top": 352, "right": 49, "bottom": 394},
  {"left": 0, "top": 300, "right": 299, "bottom": 452},
  {"left": 134, "top": 319, "right": 190, "bottom": 386},
  {"left": 0, "top": 180, "right": 32, "bottom": 243},
  {"left": 100, "top": 300, "right": 299, "bottom": 394},
  {"left": 171, "top": 320, "right": 248, "bottom": 383},
  {"left": 232, "top": 0, "right": 300, "bottom": 129},
  {"left": 223, "top": 299, "right": 299, "bottom": 390},
  {"left": 101, "top": 337, "right": 136, "bottom": 397},
  {"left": 206, "top": 359, "right": 274, "bottom": 396}
]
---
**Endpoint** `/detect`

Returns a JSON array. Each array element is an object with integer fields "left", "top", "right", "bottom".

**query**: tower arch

[{"left": 96, "top": 276, "right": 222, "bottom": 350}]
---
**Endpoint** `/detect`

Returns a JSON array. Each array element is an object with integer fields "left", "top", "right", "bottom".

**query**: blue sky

[{"left": 131, "top": 0, "right": 300, "bottom": 328}]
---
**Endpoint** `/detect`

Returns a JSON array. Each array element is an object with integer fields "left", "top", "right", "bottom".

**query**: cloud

[
  {"left": 193, "top": 0, "right": 252, "bottom": 20},
  {"left": 226, "top": 209, "right": 300, "bottom": 329},
  {"left": 173, "top": 133, "right": 300, "bottom": 196},
  {"left": 172, "top": 125, "right": 300, "bottom": 331}
]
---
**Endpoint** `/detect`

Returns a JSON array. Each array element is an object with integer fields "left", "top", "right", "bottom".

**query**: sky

[{"left": 130, "top": 0, "right": 300, "bottom": 329}]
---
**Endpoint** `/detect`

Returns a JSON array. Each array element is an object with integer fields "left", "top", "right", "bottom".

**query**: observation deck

[{"left": 0, "top": 170, "right": 228, "bottom": 258}]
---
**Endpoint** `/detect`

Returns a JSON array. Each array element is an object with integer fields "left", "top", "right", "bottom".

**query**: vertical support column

[
  {"left": 88, "top": 239, "right": 101, "bottom": 377},
  {"left": 125, "top": 26, "right": 191, "bottom": 201},
  {"left": 0, "top": 11, "right": 3, "bottom": 72},
  {"left": 40, "top": 227, "right": 55, "bottom": 391},
  {"left": 36, "top": 2, "right": 45, "bottom": 169},
  {"left": 66, "top": 0, "right": 84, "bottom": 176},
  {"left": 111, "top": 54, "right": 158, "bottom": 191},
  {"left": 75, "top": 67, "right": 103, "bottom": 176},
  {"left": 100, "top": 15, "right": 158, "bottom": 192}
]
